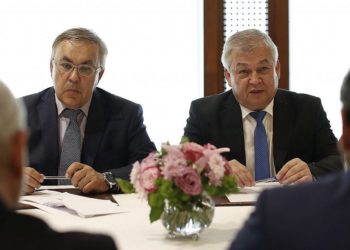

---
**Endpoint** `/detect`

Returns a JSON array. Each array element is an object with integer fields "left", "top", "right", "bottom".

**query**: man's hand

[
  {"left": 229, "top": 159, "right": 255, "bottom": 188},
  {"left": 277, "top": 158, "right": 313, "bottom": 184},
  {"left": 66, "top": 163, "right": 108, "bottom": 194},
  {"left": 24, "top": 167, "right": 44, "bottom": 194}
]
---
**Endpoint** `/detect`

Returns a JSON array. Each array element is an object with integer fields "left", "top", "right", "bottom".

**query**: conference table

[{"left": 17, "top": 189, "right": 255, "bottom": 250}]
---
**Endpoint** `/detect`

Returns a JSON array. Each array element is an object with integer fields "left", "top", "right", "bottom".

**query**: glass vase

[{"left": 161, "top": 193, "right": 215, "bottom": 239}]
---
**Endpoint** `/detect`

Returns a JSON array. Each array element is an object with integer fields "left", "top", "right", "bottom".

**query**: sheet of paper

[
  {"left": 20, "top": 200, "right": 76, "bottom": 216},
  {"left": 38, "top": 185, "right": 77, "bottom": 190},
  {"left": 226, "top": 182, "right": 281, "bottom": 203},
  {"left": 20, "top": 190, "right": 125, "bottom": 218}
]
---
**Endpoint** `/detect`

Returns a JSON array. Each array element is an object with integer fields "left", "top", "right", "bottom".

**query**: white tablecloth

[{"left": 18, "top": 193, "right": 254, "bottom": 250}]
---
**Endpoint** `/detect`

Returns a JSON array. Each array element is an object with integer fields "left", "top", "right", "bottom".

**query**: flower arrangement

[{"left": 117, "top": 139, "right": 238, "bottom": 223}]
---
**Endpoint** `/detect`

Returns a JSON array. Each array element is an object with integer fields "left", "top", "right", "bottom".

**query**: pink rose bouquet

[{"left": 117, "top": 138, "right": 238, "bottom": 222}]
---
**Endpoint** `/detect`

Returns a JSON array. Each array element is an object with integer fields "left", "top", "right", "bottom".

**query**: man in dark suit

[
  {"left": 229, "top": 69, "right": 350, "bottom": 250},
  {"left": 184, "top": 29, "right": 341, "bottom": 187},
  {"left": 22, "top": 27, "right": 156, "bottom": 194},
  {"left": 0, "top": 81, "right": 117, "bottom": 250}
]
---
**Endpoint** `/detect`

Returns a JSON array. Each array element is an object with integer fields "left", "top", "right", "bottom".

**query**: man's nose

[
  {"left": 249, "top": 71, "right": 261, "bottom": 84},
  {"left": 68, "top": 67, "right": 80, "bottom": 82}
]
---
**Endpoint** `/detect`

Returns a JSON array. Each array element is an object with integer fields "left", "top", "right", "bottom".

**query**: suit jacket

[
  {"left": 230, "top": 171, "right": 350, "bottom": 250},
  {"left": 22, "top": 87, "right": 156, "bottom": 181},
  {"left": 184, "top": 89, "right": 342, "bottom": 177},
  {"left": 0, "top": 201, "right": 117, "bottom": 250}
]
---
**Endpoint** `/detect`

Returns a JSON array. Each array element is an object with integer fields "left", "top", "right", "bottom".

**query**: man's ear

[
  {"left": 50, "top": 60, "right": 53, "bottom": 76},
  {"left": 341, "top": 109, "right": 350, "bottom": 150},
  {"left": 93, "top": 69, "right": 105, "bottom": 88},
  {"left": 9, "top": 131, "right": 27, "bottom": 177},
  {"left": 224, "top": 69, "right": 232, "bottom": 87},
  {"left": 275, "top": 59, "right": 281, "bottom": 80},
  {"left": 97, "top": 69, "right": 104, "bottom": 83}
]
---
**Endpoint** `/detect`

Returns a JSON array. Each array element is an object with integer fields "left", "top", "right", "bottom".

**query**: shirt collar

[
  {"left": 240, "top": 99, "right": 274, "bottom": 119},
  {"left": 55, "top": 95, "right": 92, "bottom": 117}
]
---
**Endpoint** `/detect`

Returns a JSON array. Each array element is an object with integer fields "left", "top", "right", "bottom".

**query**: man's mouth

[
  {"left": 250, "top": 89, "right": 264, "bottom": 94},
  {"left": 64, "top": 89, "right": 80, "bottom": 93}
]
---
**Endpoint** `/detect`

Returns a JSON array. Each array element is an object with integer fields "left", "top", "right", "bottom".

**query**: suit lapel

[
  {"left": 81, "top": 89, "right": 108, "bottom": 167},
  {"left": 219, "top": 92, "right": 246, "bottom": 164},
  {"left": 37, "top": 88, "right": 60, "bottom": 175},
  {"left": 273, "top": 90, "right": 294, "bottom": 171}
]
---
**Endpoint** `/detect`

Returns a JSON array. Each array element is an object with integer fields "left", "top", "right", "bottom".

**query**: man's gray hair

[
  {"left": 51, "top": 27, "right": 108, "bottom": 67},
  {"left": 221, "top": 29, "right": 278, "bottom": 70},
  {"left": 0, "top": 81, "right": 26, "bottom": 163},
  {"left": 341, "top": 69, "right": 350, "bottom": 123}
]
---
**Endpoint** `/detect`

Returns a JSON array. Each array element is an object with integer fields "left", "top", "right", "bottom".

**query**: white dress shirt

[{"left": 240, "top": 100, "right": 275, "bottom": 178}]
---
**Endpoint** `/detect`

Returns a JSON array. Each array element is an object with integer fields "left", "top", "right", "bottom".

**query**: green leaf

[
  {"left": 203, "top": 175, "right": 239, "bottom": 196},
  {"left": 179, "top": 191, "right": 190, "bottom": 202},
  {"left": 149, "top": 204, "right": 164, "bottom": 223},
  {"left": 115, "top": 178, "right": 135, "bottom": 193},
  {"left": 161, "top": 146, "right": 168, "bottom": 156},
  {"left": 222, "top": 175, "right": 239, "bottom": 193},
  {"left": 148, "top": 192, "right": 165, "bottom": 222},
  {"left": 158, "top": 179, "right": 174, "bottom": 198},
  {"left": 180, "top": 136, "right": 190, "bottom": 144},
  {"left": 148, "top": 192, "right": 164, "bottom": 207}
]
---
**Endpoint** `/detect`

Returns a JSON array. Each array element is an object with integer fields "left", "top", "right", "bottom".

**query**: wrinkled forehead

[
  {"left": 53, "top": 40, "right": 100, "bottom": 64},
  {"left": 230, "top": 48, "right": 275, "bottom": 70},
  {"left": 236, "top": 59, "right": 272, "bottom": 68}
]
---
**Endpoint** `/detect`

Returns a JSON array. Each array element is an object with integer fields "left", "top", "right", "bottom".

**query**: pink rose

[
  {"left": 162, "top": 144, "right": 184, "bottom": 159},
  {"left": 162, "top": 160, "right": 187, "bottom": 180},
  {"left": 194, "top": 156, "right": 209, "bottom": 173},
  {"left": 175, "top": 168, "right": 202, "bottom": 195},
  {"left": 162, "top": 144, "right": 187, "bottom": 180},
  {"left": 130, "top": 162, "right": 147, "bottom": 198},
  {"left": 141, "top": 152, "right": 160, "bottom": 168},
  {"left": 182, "top": 142, "right": 204, "bottom": 163},
  {"left": 130, "top": 152, "right": 160, "bottom": 198},
  {"left": 140, "top": 165, "right": 160, "bottom": 192}
]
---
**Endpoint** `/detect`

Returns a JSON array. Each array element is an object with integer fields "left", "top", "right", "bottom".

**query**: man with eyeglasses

[
  {"left": 0, "top": 81, "right": 117, "bottom": 250},
  {"left": 21, "top": 27, "right": 156, "bottom": 194}
]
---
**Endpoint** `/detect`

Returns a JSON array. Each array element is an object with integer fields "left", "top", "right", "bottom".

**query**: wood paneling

[
  {"left": 268, "top": 0, "right": 289, "bottom": 90},
  {"left": 204, "top": 0, "right": 225, "bottom": 96}
]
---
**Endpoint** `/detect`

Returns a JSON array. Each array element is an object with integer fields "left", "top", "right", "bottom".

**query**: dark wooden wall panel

[
  {"left": 268, "top": 0, "right": 289, "bottom": 90},
  {"left": 204, "top": 0, "right": 225, "bottom": 96}
]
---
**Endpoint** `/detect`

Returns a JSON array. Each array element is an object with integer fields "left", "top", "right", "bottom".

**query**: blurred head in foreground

[{"left": 0, "top": 81, "right": 27, "bottom": 208}]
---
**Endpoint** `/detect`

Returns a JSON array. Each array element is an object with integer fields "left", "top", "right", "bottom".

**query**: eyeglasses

[{"left": 53, "top": 60, "right": 101, "bottom": 77}]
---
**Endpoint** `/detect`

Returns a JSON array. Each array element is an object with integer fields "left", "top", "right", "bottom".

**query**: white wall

[
  {"left": 0, "top": 0, "right": 203, "bottom": 148},
  {"left": 289, "top": 0, "right": 350, "bottom": 139}
]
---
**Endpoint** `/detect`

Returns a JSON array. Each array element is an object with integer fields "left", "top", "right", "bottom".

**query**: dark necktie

[
  {"left": 58, "top": 109, "right": 81, "bottom": 184},
  {"left": 250, "top": 111, "right": 270, "bottom": 180}
]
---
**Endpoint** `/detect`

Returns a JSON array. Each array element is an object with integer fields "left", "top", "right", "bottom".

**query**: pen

[
  {"left": 256, "top": 176, "right": 278, "bottom": 183},
  {"left": 44, "top": 176, "right": 71, "bottom": 180}
]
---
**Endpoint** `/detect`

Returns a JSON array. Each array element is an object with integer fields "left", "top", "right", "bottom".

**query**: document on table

[
  {"left": 20, "top": 190, "right": 124, "bottom": 218},
  {"left": 38, "top": 185, "right": 77, "bottom": 190},
  {"left": 226, "top": 182, "right": 281, "bottom": 204}
]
